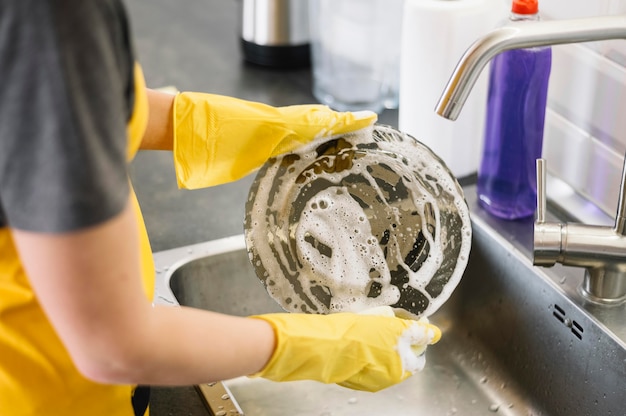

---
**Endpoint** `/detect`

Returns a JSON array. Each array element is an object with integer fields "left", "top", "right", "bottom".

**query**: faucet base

[{"left": 580, "top": 270, "right": 626, "bottom": 306}]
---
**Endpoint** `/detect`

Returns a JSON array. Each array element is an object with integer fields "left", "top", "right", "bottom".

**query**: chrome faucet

[{"left": 435, "top": 14, "right": 626, "bottom": 304}]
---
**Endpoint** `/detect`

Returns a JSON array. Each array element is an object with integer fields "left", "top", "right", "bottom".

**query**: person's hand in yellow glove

[
  {"left": 249, "top": 306, "right": 441, "bottom": 392},
  {"left": 172, "top": 92, "right": 377, "bottom": 188}
]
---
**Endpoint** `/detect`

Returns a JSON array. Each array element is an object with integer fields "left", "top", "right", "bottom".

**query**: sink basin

[{"left": 153, "top": 185, "right": 626, "bottom": 416}]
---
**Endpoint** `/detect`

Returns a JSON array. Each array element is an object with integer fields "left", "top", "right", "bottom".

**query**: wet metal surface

[{"left": 154, "top": 186, "right": 626, "bottom": 416}]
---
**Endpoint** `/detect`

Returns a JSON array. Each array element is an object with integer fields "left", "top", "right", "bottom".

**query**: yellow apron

[{"left": 0, "top": 64, "right": 154, "bottom": 416}]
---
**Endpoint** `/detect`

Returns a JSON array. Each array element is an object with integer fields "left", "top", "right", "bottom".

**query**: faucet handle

[
  {"left": 536, "top": 158, "right": 547, "bottom": 223},
  {"left": 533, "top": 157, "right": 561, "bottom": 267}
]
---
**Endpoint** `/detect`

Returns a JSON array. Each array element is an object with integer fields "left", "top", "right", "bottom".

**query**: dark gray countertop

[{"left": 124, "top": 0, "right": 397, "bottom": 414}]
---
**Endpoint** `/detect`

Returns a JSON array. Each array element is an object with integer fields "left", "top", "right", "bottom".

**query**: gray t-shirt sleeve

[{"left": 0, "top": 0, "right": 135, "bottom": 233}]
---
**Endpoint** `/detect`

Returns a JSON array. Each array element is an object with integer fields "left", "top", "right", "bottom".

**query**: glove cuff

[
  {"left": 246, "top": 314, "right": 282, "bottom": 379},
  {"left": 172, "top": 92, "right": 288, "bottom": 189}
]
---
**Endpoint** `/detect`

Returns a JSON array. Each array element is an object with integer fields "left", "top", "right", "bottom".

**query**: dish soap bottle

[{"left": 476, "top": 0, "right": 552, "bottom": 220}]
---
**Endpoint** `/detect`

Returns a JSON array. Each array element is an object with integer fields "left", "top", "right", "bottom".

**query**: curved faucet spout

[
  {"left": 436, "top": 14, "right": 626, "bottom": 304},
  {"left": 435, "top": 14, "right": 626, "bottom": 120}
]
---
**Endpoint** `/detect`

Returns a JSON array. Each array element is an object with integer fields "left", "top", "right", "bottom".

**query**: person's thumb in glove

[
  {"left": 249, "top": 307, "right": 441, "bottom": 392},
  {"left": 172, "top": 92, "right": 377, "bottom": 189}
]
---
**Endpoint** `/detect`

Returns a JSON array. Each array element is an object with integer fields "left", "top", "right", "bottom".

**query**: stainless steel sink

[{"left": 153, "top": 185, "right": 626, "bottom": 416}]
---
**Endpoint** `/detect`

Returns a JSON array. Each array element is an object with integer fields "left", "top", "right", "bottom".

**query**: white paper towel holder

[{"left": 398, "top": 0, "right": 506, "bottom": 178}]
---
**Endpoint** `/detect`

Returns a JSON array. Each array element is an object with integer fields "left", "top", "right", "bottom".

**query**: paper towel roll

[{"left": 399, "top": 0, "right": 505, "bottom": 178}]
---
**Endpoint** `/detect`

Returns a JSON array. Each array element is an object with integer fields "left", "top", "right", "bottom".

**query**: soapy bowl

[{"left": 243, "top": 124, "right": 471, "bottom": 319}]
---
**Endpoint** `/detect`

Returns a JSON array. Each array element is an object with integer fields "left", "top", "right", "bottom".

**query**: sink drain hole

[
  {"left": 552, "top": 304, "right": 584, "bottom": 341},
  {"left": 552, "top": 304, "right": 566, "bottom": 323},
  {"left": 571, "top": 320, "right": 584, "bottom": 340}
]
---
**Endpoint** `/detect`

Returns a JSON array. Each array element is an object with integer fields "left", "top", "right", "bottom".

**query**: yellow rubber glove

[
  {"left": 172, "top": 92, "right": 377, "bottom": 189},
  {"left": 250, "top": 308, "right": 441, "bottom": 392}
]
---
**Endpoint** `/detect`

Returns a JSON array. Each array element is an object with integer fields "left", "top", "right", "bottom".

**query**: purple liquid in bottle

[{"left": 477, "top": 45, "right": 552, "bottom": 219}]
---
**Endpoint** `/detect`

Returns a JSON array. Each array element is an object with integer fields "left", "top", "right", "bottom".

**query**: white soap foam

[
  {"left": 395, "top": 319, "right": 438, "bottom": 375},
  {"left": 295, "top": 187, "right": 400, "bottom": 312}
]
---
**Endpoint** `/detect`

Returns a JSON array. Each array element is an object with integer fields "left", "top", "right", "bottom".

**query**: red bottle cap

[{"left": 512, "top": 0, "right": 538, "bottom": 14}]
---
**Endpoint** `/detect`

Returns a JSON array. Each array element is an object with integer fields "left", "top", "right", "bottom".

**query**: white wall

[{"left": 539, "top": 0, "right": 626, "bottom": 216}]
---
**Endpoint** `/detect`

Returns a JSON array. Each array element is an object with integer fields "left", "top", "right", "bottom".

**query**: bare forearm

[
  {"left": 13, "top": 200, "right": 275, "bottom": 386},
  {"left": 140, "top": 89, "right": 175, "bottom": 151},
  {"left": 96, "top": 304, "right": 276, "bottom": 385}
]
